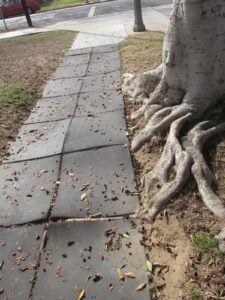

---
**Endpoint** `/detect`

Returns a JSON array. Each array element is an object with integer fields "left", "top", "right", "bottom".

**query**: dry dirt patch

[
  {"left": 0, "top": 30, "right": 76, "bottom": 161},
  {"left": 119, "top": 31, "right": 225, "bottom": 300}
]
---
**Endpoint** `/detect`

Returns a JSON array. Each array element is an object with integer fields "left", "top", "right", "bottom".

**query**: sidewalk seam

[{"left": 28, "top": 48, "right": 92, "bottom": 300}]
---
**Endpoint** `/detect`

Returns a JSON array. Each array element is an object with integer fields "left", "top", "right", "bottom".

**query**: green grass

[
  {"left": 41, "top": 0, "right": 87, "bottom": 11},
  {"left": 0, "top": 84, "right": 35, "bottom": 109},
  {"left": 193, "top": 232, "right": 220, "bottom": 255}
]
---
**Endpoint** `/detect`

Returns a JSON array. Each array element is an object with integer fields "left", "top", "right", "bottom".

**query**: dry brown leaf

[
  {"left": 80, "top": 184, "right": 89, "bottom": 191},
  {"left": 77, "top": 289, "right": 85, "bottom": 300},
  {"left": 125, "top": 272, "right": 136, "bottom": 278},
  {"left": 81, "top": 193, "right": 87, "bottom": 201},
  {"left": 116, "top": 268, "right": 125, "bottom": 281},
  {"left": 136, "top": 283, "right": 146, "bottom": 291}
]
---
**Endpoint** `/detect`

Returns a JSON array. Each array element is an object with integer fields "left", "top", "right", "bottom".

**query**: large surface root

[
  {"left": 131, "top": 103, "right": 192, "bottom": 152},
  {"left": 122, "top": 64, "right": 163, "bottom": 102},
  {"left": 137, "top": 106, "right": 225, "bottom": 222},
  {"left": 124, "top": 74, "right": 225, "bottom": 234}
]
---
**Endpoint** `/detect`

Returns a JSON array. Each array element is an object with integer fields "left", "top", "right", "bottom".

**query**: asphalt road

[{"left": 0, "top": 0, "right": 172, "bottom": 30}]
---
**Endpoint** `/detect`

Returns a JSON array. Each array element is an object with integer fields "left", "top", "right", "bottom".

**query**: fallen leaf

[
  {"left": 0, "top": 261, "right": 4, "bottom": 270},
  {"left": 136, "top": 283, "right": 146, "bottom": 291},
  {"left": 0, "top": 240, "right": 5, "bottom": 246},
  {"left": 67, "top": 241, "right": 75, "bottom": 247},
  {"left": 122, "top": 233, "right": 130, "bottom": 239},
  {"left": 116, "top": 268, "right": 125, "bottom": 281},
  {"left": 125, "top": 272, "right": 136, "bottom": 278},
  {"left": 80, "top": 184, "right": 89, "bottom": 191},
  {"left": 77, "top": 289, "right": 85, "bottom": 300},
  {"left": 93, "top": 273, "right": 103, "bottom": 282},
  {"left": 146, "top": 260, "right": 153, "bottom": 272},
  {"left": 81, "top": 193, "right": 87, "bottom": 201}
]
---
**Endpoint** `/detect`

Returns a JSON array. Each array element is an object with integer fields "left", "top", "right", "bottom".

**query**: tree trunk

[{"left": 122, "top": 0, "right": 225, "bottom": 248}]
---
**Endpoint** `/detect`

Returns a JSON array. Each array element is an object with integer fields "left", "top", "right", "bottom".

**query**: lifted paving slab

[
  {"left": 43, "top": 77, "right": 83, "bottom": 98},
  {"left": 66, "top": 45, "right": 118, "bottom": 56},
  {"left": 76, "top": 90, "right": 124, "bottom": 116},
  {"left": 90, "top": 51, "right": 120, "bottom": 63},
  {"left": 32, "top": 220, "right": 149, "bottom": 300},
  {"left": 81, "top": 71, "right": 120, "bottom": 93},
  {"left": 0, "top": 156, "right": 59, "bottom": 226},
  {"left": 87, "top": 59, "right": 120, "bottom": 76},
  {"left": 0, "top": 225, "right": 44, "bottom": 300},
  {"left": 25, "top": 95, "right": 78, "bottom": 124},
  {"left": 60, "top": 54, "right": 90, "bottom": 67},
  {"left": 65, "top": 47, "right": 92, "bottom": 56},
  {"left": 92, "top": 44, "right": 118, "bottom": 53},
  {"left": 4, "top": 119, "right": 70, "bottom": 163},
  {"left": 64, "top": 110, "right": 127, "bottom": 153},
  {"left": 53, "top": 64, "right": 87, "bottom": 79},
  {"left": 52, "top": 146, "right": 138, "bottom": 218}
]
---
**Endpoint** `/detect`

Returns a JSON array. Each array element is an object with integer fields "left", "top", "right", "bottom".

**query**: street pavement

[
  {"left": 0, "top": 3, "right": 171, "bottom": 40},
  {"left": 0, "top": 0, "right": 172, "bottom": 30},
  {"left": 0, "top": 5, "right": 170, "bottom": 300}
]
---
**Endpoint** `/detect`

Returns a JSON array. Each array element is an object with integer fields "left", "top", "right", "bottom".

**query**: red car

[{"left": 0, "top": 0, "right": 40, "bottom": 17}]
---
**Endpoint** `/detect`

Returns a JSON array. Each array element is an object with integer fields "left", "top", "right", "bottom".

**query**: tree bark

[{"left": 122, "top": 0, "right": 225, "bottom": 244}]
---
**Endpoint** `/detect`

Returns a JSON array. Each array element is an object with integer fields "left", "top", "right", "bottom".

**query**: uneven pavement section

[
  {"left": 63, "top": 110, "right": 127, "bottom": 153},
  {"left": 32, "top": 220, "right": 149, "bottom": 300},
  {"left": 76, "top": 90, "right": 124, "bottom": 116},
  {"left": 0, "top": 44, "right": 150, "bottom": 299},
  {"left": 52, "top": 146, "right": 138, "bottom": 218}
]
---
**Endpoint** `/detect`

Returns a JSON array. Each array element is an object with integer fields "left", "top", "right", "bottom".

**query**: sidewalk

[{"left": 0, "top": 10, "right": 170, "bottom": 299}]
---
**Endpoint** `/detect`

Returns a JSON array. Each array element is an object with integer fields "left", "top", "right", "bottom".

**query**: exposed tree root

[
  {"left": 122, "top": 64, "right": 163, "bottom": 102},
  {"left": 140, "top": 114, "right": 192, "bottom": 221},
  {"left": 131, "top": 103, "right": 193, "bottom": 152},
  {"left": 123, "top": 70, "right": 225, "bottom": 251}
]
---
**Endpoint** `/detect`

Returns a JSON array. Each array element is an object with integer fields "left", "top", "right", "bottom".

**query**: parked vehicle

[{"left": 0, "top": 0, "right": 40, "bottom": 17}]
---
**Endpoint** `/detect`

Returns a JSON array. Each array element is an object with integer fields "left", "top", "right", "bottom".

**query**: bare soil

[
  {"left": 119, "top": 31, "right": 225, "bottom": 300},
  {"left": 0, "top": 30, "right": 76, "bottom": 161}
]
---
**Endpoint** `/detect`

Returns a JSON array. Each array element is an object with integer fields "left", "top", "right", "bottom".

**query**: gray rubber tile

[
  {"left": 76, "top": 90, "right": 124, "bottom": 116},
  {"left": 0, "top": 225, "right": 44, "bottom": 300},
  {"left": 0, "top": 156, "right": 59, "bottom": 225},
  {"left": 43, "top": 78, "right": 83, "bottom": 98},
  {"left": 52, "top": 146, "right": 138, "bottom": 218},
  {"left": 81, "top": 71, "right": 120, "bottom": 93},
  {"left": 92, "top": 44, "right": 118, "bottom": 53},
  {"left": 65, "top": 47, "right": 92, "bottom": 56},
  {"left": 60, "top": 54, "right": 90, "bottom": 67},
  {"left": 53, "top": 64, "right": 88, "bottom": 79},
  {"left": 25, "top": 95, "right": 78, "bottom": 124},
  {"left": 64, "top": 110, "right": 127, "bottom": 153},
  {"left": 32, "top": 220, "right": 150, "bottom": 300},
  {"left": 87, "top": 60, "right": 120, "bottom": 75},
  {"left": 90, "top": 51, "right": 120, "bottom": 63},
  {"left": 4, "top": 119, "right": 70, "bottom": 163}
]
